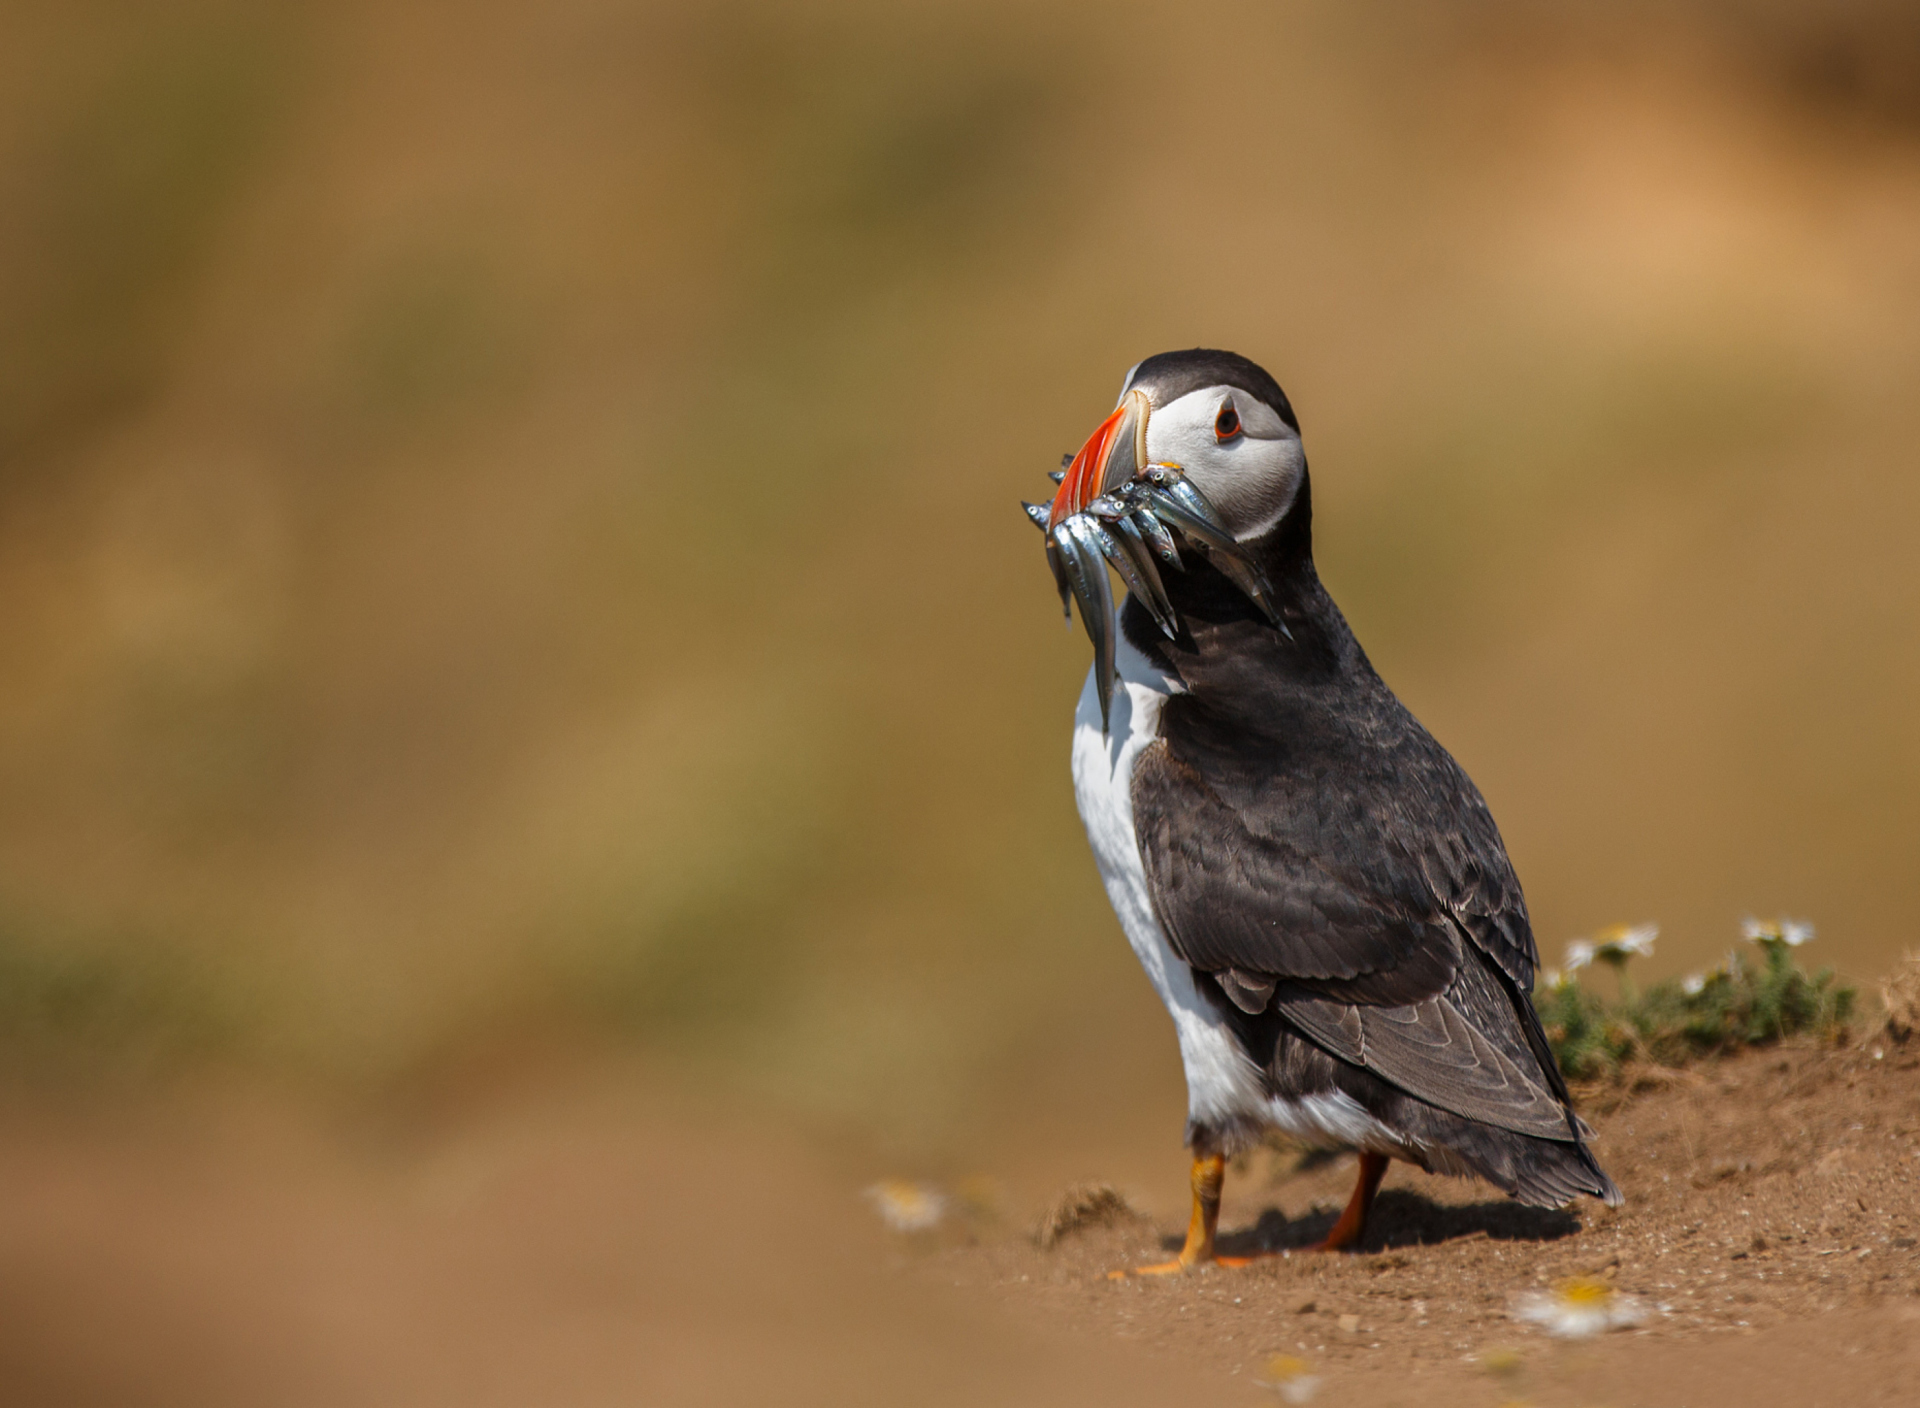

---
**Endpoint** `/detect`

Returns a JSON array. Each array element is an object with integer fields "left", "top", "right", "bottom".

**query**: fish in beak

[{"left": 1020, "top": 389, "right": 1285, "bottom": 731}]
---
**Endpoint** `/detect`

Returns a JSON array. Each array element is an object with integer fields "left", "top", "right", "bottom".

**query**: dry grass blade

[
  {"left": 1880, "top": 951, "right": 1920, "bottom": 1044},
  {"left": 1034, "top": 1182, "right": 1146, "bottom": 1250}
]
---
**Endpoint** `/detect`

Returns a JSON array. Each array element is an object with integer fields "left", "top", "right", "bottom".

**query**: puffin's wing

[
  {"left": 1131, "top": 733, "right": 1579, "bottom": 1142},
  {"left": 1129, "top": 723, "right": 1536, "bottom": 993},
  {"left": 1279, "top": 970, "right": 1580, "bottom": 1141}
]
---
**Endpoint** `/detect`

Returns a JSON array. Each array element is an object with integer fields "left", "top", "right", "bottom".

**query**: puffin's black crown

[{"left": 1123, "top": 348, "right": 1299, "bottom": 433}]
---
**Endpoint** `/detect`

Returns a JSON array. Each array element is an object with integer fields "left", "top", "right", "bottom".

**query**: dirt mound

[{"left": 930, "top": 1039, "right": 1920, "bottom": 1404}]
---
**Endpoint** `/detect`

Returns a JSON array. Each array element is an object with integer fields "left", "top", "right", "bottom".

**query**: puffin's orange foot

[
  {"left": 1213, "top": 1252, "right": 1271, "bottom": 1268},
  {"left": 1109, "top": 1258, "right": 1191, "bottom": 1279},
  {"left": 1110, "top": 1151, "right": 1392, "bottom": 1274},
  {"left": 1105, "top": 1248, "right": 1279, "bottom": 1278},
  {"left": 1306, "top": 1232, "right": 1358, "bottom": 1253},
  {"left": 1105, "top": 1151, "right": 1297, "bottom": 1277},
  {"left": 1308, "top": 1152, "right": 1390, "bottom": 1253},
  {"left": 1104, "top": 1152, "right": 1231, "bottom": 1280}
]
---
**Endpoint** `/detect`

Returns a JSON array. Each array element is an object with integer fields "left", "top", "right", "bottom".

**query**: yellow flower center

[
  {"left": 1263, "top": 1354, "right": 1312, "bottom": 1381},
  {"left": 1554, "top": 1277, "right": 1613, "bottom": 1306}
]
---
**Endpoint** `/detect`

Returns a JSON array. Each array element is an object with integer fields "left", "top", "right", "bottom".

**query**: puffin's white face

[{"left": 1137, "top": 384, "right": 1304, "bottom": 542}]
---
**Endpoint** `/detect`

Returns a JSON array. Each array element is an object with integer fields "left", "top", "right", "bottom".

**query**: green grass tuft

[{"left": 1535, "top": 939, "right": 1855, "bottom": 1082}]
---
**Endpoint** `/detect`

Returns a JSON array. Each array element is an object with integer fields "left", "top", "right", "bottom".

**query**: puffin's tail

[
  {"left": 1506, "top": 1134, "right": 1623, "bottom": 1210},
  {"left": 1419, "top": 1114, "right": 1623, "bottom": 1209}
]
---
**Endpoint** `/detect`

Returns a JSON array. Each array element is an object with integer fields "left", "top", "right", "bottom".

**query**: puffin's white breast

[{"left": 1068, "top": 627, "right": 1268, "bottom": 1130}]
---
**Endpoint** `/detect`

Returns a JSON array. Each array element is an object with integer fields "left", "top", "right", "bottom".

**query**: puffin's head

[
  {"left": 1022, "top": 349, "right": 1304, "bottom": 730},
  {"left": 1100, "top": 349, "right": 1304, "bottom": 540}
]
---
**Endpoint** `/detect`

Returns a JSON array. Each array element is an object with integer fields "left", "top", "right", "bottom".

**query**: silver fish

[
  {"left": 1130, "top": 506, "right": 1182, "bottom": 569},
  {"left": 1053, "top": 519, "right": 1115, "bottom": 726},
  {"left": 1145, "top": 464, "right": 1229, "bottom": 532},
  {"left": 1022, "top": 501, "right": 1074, "bottom": 621},
  {"left": 1103, "top": 514, "right": 1179, "bottom": 639},
  {"left": 1143, "top": 487, "right": 1287, "bottom": 634},
  {"left": 1086, "top": 516, "right": 1177, "bottom": 641}
]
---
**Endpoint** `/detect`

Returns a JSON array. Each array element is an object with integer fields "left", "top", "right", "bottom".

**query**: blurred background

[{"left": 0, "top": 0, "right": 1918, "bottom": 1398}]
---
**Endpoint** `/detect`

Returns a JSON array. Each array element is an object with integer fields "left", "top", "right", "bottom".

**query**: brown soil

[
  {"left": 3, "top": 1038, "right": 1918, "bottom": 1406},
  {"left": 931, "top": 1037, "right": 1920, "bottom": 1405}
]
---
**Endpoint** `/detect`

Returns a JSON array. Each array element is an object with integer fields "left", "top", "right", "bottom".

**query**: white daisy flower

[
  {"left": 1512, "top": 1277, "right": 1650, "bottom": 1338},
  {"left": 1539, "top": 967, "right": 1566, "bottom": 991},
  {"left": 1592, "top": 922, "right": 1658, "bottom": 962},
  {"left": 1743, "top": 915, "right": 1815, "bottom": 948},
  {"left": 865, "top": 1180, "right": 947, "bottom": 1233},
  {"left": 1681, "top": 972, "right": 1707, "bottom": 997},
  {"left": 1256, "top": 1354, "right": 1322, "bottom": 1403},
  {"left": 1564, "top": 940, "right": 1595, "bottom": 972}
]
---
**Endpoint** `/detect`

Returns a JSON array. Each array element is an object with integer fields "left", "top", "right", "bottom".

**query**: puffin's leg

[
  {"left": 1119, "top": 1153, "right": 1227, "bottom": 1276},
  {"left": 1309, "top": 1152, "right": 1389, "bottom": 1253}
]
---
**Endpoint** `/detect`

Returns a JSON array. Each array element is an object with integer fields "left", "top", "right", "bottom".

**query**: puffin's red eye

[{"left": 1214, "top": 403, "right": 1241, "bottom": 441}]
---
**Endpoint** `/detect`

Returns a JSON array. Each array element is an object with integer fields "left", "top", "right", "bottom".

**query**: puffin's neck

[{"left": 1123, "top": 468, "right": 1369, "bottom": 692}]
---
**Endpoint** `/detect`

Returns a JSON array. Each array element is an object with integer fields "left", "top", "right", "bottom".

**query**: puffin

[{"left": 1022, "top": 349, "right": 1619, "bottom": 1273}]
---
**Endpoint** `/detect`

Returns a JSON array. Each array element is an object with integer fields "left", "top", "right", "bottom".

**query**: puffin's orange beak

[{"left": 1049, "top": 388, "right": 1150, "bottom": 528}]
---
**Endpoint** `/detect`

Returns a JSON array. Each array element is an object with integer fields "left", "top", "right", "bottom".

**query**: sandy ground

[
  {"left": 938, "top": 1036, "right": 1920, "bottom": 1405},
  {"left": 0, "top": 1037, "right": 1915, "bottom": 1406}
]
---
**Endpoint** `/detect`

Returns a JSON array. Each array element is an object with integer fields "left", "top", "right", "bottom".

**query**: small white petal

[
  {"left": 865, "top": 1180, "right": 947, "bottom": 1233},
  {"left": 1512, "top": 1280, "right": 1648, "bottom": 1339},
  {"left": 1617, "top": 922, "right": 1658, "bottom": 956}
]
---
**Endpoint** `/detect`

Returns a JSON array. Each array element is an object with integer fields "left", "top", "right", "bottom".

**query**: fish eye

[{"left": 1214, "top": 402, "right": 1241, "bottom": 442}]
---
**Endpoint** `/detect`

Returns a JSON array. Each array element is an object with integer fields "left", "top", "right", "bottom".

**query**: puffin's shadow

[{"left": 1197, "top": 1188, "right": 1579, "bottom": 1258}]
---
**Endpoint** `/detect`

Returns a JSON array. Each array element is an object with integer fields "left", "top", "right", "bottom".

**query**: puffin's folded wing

[
  {"left": 1131, "top": 743, "right": 1458, "bottom": 1004},
  {"left": 1279, "top": 991, "right": 1578, "bottom": 1141},
  {"left": 1420, "top": 841, "right": 1538, "bottom": 995},
  {"left": 1131, "top": 735, "right": 1578, "bottom": 1141},
  {"left": 1132, "top": 702, "right": 1541, "bottom": 997}
]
